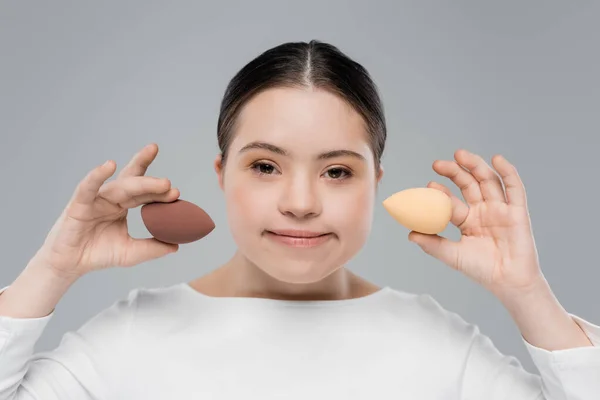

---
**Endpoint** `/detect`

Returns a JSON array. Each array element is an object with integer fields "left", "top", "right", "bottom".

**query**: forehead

[{"left": 229, "top": 87, "right": 370, "bottom": 155}]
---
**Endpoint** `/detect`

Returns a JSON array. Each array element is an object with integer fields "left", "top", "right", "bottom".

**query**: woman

[{"left": 0, "top": 40, "right": 597, "bottom": 399}]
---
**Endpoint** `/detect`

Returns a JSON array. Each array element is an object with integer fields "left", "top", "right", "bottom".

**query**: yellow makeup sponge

[{"left": 382, "top": 188, "right": 452, "bottom": 234}]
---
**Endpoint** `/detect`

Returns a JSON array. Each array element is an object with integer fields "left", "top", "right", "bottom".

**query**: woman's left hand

[{"left": 408, "top": 149, "right": 545, "bottom": 296}]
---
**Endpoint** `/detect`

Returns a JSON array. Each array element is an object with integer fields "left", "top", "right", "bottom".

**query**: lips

[
  {"left": 265, "top": 229, "right": 333, "bottom": 248},
  {"left": 268, "top": 229, "right": 329, "bottom": 238}
]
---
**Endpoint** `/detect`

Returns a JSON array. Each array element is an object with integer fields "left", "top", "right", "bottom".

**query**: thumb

[
  {"left": 122, "top": 237, "right": 179, "bottom": 267},
  {"left": 408, "top": 231, "right": 459, "bottom": 268}
]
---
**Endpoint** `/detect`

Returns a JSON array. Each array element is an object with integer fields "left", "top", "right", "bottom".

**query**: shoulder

[
  {"left": 117, "top": 283, "right": 202, "bottom": 335},
  {"left": 77, "top": 283, "right": 188, "bottom": 333},
  {"left": 383, "top": 287, "right": 482, "bottom": 345},
  {"left": 126, "top": 283, "right": 187, "bottom": 311}
]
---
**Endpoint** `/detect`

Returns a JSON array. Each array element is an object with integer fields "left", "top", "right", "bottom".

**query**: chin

[{"left": 260, "top": 260, "right": 340, "bottom": 284}]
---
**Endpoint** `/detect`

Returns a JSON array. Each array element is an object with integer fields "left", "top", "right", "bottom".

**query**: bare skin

[{"left": 188, "top": 261, "right": 382, "bottom": 301}]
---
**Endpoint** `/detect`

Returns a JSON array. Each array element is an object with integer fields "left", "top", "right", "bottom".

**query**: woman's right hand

[{"left": 35, "top": 143, "right": 181, "bottom": 280}]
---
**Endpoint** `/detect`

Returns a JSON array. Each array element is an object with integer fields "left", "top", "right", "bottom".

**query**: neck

[{"left": 191, "top": 250, "right": 380, "bottom": 301}]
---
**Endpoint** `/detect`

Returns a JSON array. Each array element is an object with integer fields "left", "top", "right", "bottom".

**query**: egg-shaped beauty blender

[
  {"left": 141, "top": 199, "right": 215, "bottom": 244},
  {"left": 382, "top": 188, "right": 452, "bottom": 235}
]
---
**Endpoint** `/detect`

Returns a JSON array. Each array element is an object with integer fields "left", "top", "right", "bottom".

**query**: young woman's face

[{"left": 215, "top": 87, "right": 383, "bottom": 284}]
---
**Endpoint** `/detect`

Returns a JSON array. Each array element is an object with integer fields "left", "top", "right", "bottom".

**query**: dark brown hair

[{"left": 217, "top": 40, "right": 387, "bottom": 171}]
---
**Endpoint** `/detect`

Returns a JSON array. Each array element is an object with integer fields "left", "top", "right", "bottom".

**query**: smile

[{"left": 265, "top": 230, "right": 333, "bottom": 248}]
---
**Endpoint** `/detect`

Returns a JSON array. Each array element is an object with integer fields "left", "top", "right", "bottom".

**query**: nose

[{"left": 278, "top": 173, "right": 322, "bottom": 219}]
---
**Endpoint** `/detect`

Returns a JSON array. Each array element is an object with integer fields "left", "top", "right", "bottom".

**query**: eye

[
  {"left": 324, "top": 167, "right": 352, "bottom": 180},
  {"left": 250, "top": 161, "right": 278, "bottom": 175}
]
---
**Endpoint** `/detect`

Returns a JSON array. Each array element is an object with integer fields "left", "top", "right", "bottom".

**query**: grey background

[{"left": 1, "top": 1, "right": 598, "bottom": 374}]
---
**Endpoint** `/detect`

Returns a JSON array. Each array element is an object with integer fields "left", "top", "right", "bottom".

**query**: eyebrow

[{"left": 238, "top": 141, "right": 366, "bottom": 161}]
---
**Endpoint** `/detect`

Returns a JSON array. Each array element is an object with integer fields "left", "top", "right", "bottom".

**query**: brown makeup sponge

[{"left": 141, "top": 199, "right": 215, "bottom": 244}]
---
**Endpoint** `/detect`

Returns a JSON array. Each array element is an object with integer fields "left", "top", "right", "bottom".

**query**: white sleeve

[
  {"left": 0, "top": 286, "right": 138, "bottom": 400},
  {"left": 460, "top": 311, "right": 600, "bottom": 399},
  {"left": 522, "top": 313, "right": 600, "bottom": 399}
]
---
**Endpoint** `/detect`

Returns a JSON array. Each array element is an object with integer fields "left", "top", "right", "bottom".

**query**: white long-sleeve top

[{"left": 0, "top": 283, "right": 598, "bottom": 399}]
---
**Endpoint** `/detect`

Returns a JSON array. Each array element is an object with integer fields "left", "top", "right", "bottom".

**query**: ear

[
  {"left": 214, "top": 154, "right": 224, "bottom": 190},
  {"left": 376, "top": 164, "right": 384, "bottom": 183}
]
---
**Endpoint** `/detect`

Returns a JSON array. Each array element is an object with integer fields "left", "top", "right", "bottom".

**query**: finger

[
  {"left": 118, "top": 143, "right": 159, "bottom": 178},
  {"left": 119, "top": 188, "right": 180, "bottom": 209},
  {"left": 407, "top": 231, "right": 460, "bottom": 270},
  {"left": 119, "top": 237, "right": 179, "bottom": 267},
  {"left": 427, "top": 181, "right": 469, "bottom": 228},
  {"left": 432, "top": 159, "right": 482, "bottom": 205},
  {"left": 491, "top": 154, "right": 527, "bottom": 207},
  {"left": 71, "top": 160, "right": 117, "bottom": 205},
  {"left": 454, "top": 149, "right": 506, "bottom": 202},
  {"left": 98, "top": 176, "right": 171, "bottom": 206}
]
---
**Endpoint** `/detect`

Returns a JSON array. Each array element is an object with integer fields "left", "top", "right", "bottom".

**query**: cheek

[
  {"left": 224, "top": 175, "right": 270, "bottom": 232},
  {"left": 326, "top": 183, "right": 375, "bottom": 237}
]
